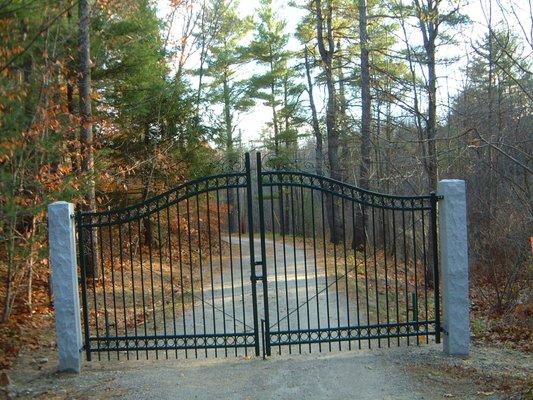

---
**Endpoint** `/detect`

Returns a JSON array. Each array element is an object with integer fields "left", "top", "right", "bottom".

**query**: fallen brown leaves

[
  {"left": 439, "top": 363, "right": 531, "bottom": 398},
  {"left": 0, "top": 270, "right": 54, "bottom": 370},
  {"left": 406, "top": 349, "right": 533, "bottom": 399},
  {"left": 0, "top": 313, "right": 52, "bottom": 370},
  {"left": 471, "top": 288, "right": 532, "bottom": 353}
]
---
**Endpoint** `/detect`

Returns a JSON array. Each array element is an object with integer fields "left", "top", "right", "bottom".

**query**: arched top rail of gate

[
  {"left": 78, "top": 171, "right": 248, "bottom": 228},
  {"left": 78, "top": 152, "right": 439, "bottom": 228},
  {"left": 260, "top": 169, "right": 436, "bottom": 212}
]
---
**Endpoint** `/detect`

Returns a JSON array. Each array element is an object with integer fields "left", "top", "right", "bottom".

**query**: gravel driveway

[{"left": 9, "top": 343, "right": 532, "bottom": 399}]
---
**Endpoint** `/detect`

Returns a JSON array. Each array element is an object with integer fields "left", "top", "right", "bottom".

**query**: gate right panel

[{"left": 259, "top": 169, "right": 440, "bottom": 354}]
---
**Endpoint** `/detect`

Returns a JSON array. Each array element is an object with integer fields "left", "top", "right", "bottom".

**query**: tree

[
  {"left": 358, "top": 0, "right": 371, "bottom": 192},
  {"left": 78, "top": 0, "right": 99, "bottom": 277},
  {"left": 314, "top": 0, "right": 344, "bottom": 243},
  {"left": 194, "top": 0, "right": 224, "bottom": 113},
  {"left": 249, "top": 0, "right": 304, "bottom": 165},
  {"left": 202, "top": 0, "right": 253, "bottom": 231},
  {"left": 78, "top": 0, "right": 94, "bottom": 210},
  {"left": 445, "top": 27, "right": 532, "bottom": 313},
  {"left": 0, "top": 1, "right": 80, "bottom": 320},
  {"left": 203, "top": 1, "right": 252, "bottom": 158},
  {"left": 400, "top": 0, "right": 466, "bottom": 192},
  {"left": 303, "top": 45, "right": 324, "bottom": 176}
]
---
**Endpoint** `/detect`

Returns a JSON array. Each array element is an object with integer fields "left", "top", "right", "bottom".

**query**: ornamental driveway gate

[{"left": 77, "top": 153, "right": 441, "bottom": 360}]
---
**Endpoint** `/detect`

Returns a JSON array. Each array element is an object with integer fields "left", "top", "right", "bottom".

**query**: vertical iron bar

[
  {"left": 331, "top": 190, "right": 341, "bottom": 351},
  {"left": 107, "top": 218, "right": 120, "bottom": 359},
  {"left": 381, "top": 206, "right": 390, "bottom": 347},
  {"left": 411, "top": 202, "right": 419, "bottom": 345},
  {"left": 165, "top": 199, "right": 178, "bottom": 358},
  {"left": 289, "top": 183, "right": 301, "bottom": 354},
  {"left": 117, "top": 222, "right": 129, "bottom": 359},
  {"left": 361, "top": 203, "right": 371, "bottom": 349},
  {"left": 370, "top": 204, "right": 380, "bottom": 348},
  {"left": 146, "top": 211, "right": 158, "bottom": 359},
  {"left": 215, "top": 186, "right": 228, "bottom": 356},
  {"left": 310, "top": 188, "right": 322, "bottom": 352},
  {"left": 126, "top": 216, "right": 139, "bottom": 359},
  {"left": 136, "top": 217, "right": 149, "bottom": 358},
  {"left": 236, "top": 185, "right": 247, "bottom": 357},
  {"left": 225, "top": 182, "right": 238, "bottom": 357},
  {"left": 196, "top": 193, "right": 208, "bottom": 357},
  {"left": 96, "top": 220, "right": 110, "bottom": 360},
  {"left": 256, "top": 153, "right": 271, "bottom": 357},
  {"left": 156, "top": 207, "right": 168, "bottom": 358},
  {"left": 206, "top": 191, "right": 218, "bottom": 357},
  {"left": 261, "top": 319, "right": 266, "bottom": 359},
  {"left": 279, "top": 179, "right": 291, "bottom": 354},
  {"left": 88, "top": 218, "right": 100, "bottom": 360},
  {"left": 269, "top": 183, "right": 281, "bottom": 355},
  {"left": 430, "top": 193, "right": 441, "bottom": 344},
  {"left": 299, "top": 183, "right": 311, "bottom": 353},
  {"left": 392, "top": 208, "right": 400, "bottom": 346},
  {"left": 76, "top": 211, "right": 92, "bottom": 361},
  {"left": 341, "top": 195, "right": 351, "bottom": 350},
  {"left": 320, "top": 190, "right": 332, "bottom": 352},
  {"left": 245, "top": 153, "right": 260, "bottom": 357},
  {"left": 421, "top": 203, "right": 430, "bottom": 343},
  {"left": 350, "top": 197, "right": 361, "bottom": 349},
  {"left": 401, "top": 207, "right": 410, "bottom": 346},
  {"left": 175, "top": 202, "right": 188, "bottom": 358},
  {"left": 185, "top": 197, "right": 197, "bottom": 358}
]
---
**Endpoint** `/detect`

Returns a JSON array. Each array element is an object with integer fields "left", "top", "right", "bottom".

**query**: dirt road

[{"left": 8, "top": 343, "right": 532, "bottom": 399}]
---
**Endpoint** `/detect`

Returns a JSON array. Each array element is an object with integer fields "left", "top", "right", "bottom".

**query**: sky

[{"left": 157, "top": 0, "right": 532, "bottom": 145}]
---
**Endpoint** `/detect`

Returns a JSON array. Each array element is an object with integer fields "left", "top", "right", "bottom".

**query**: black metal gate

[
  {"left": 256, "top": 154, "right": 441, "bottom": 356},
  {"left": 77, "top": 152, "right": 440, "bottom": 360}
]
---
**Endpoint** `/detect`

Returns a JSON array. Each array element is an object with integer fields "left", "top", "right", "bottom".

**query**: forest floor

[{"left": 1, "top": 237, "right": 532, "bottom": 399}]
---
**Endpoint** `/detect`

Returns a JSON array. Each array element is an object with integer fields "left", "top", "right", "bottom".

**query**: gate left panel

[{"left": 77, "top": 172, "right": 258, "bottom": 360}]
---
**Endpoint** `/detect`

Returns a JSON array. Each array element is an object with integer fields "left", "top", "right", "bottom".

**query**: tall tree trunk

[
  {"left": 79, "top": 0, "right": 98, "bottom": 278},
  {"left": 283, "top": 75, "right": 290, "bottom": 145},
  {"left": 196, "top": 1, "right": 207, "bottom": 110},
  {"left": 315, "top": 0, "right": 343, "bottom": 244},
  {"left": 223, "top": 72, "right": 237, "bottom": 233},
  {"left": 426, "top": 40, "right": 438, "bottom": 193},
  {"left": 487, "top": 0, "right": 494, "bottom": 216},
  {"left": 281, "top": 76, "right": 293, "bottom": 234},
  {"left": 67, "top": 1, "right": 78, "bottom": 172},
  {"left": 415, "top": 0, "right": 440, "bottom": 285},
  {"left": 337, "top": 42, "right": 351, "bottom": 183},
  {"left": 353, "top": 0, "right": 372, "bottom": 250},
  {"left": 415, "top": 0, "right": 438, "bottom": 192},
  {"left": 304, "top": 45, "right": 323, "bottom": 176},
  {"left": 142, "top": 124, "right": 153, "bottom": 247},
  {"left": 425, "top": 46, "right": 437, "bottom": 285},
  {"left": 269, "top": 47, "right": 280, "bottom": 156}
]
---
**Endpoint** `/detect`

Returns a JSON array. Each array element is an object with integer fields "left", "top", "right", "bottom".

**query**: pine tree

[
  {"left": 202, "top": 0, "right": 253, "bottom": 231},
  {"left": 249, "top": 0, "right": 303, "bottom": 167}
]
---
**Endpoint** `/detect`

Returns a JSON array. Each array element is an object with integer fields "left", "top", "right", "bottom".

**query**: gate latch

[
  {"left": 251, "top": 260, "right": 266, "bottom": 282},
  {"left": 251, "top": 274, "right": 266, "bottom": 283},
  {"left": 251, "top": 274, "right": 264, "bottom": 282}
]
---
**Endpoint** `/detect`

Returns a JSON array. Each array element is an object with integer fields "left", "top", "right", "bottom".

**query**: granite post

[
  {"left": 48, "top": 201, "right": 82, "bottom": 372},
  {"left": 438, "top": 180, "right": 470, "bottom": 357}
]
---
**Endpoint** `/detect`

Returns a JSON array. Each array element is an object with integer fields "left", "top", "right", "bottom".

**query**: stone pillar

[
  {"left": 48, "top": 201, "right": 82, "bottom": 373},
  {"left": 437, "top": 180, "right": 470, "bottom": 357}
]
